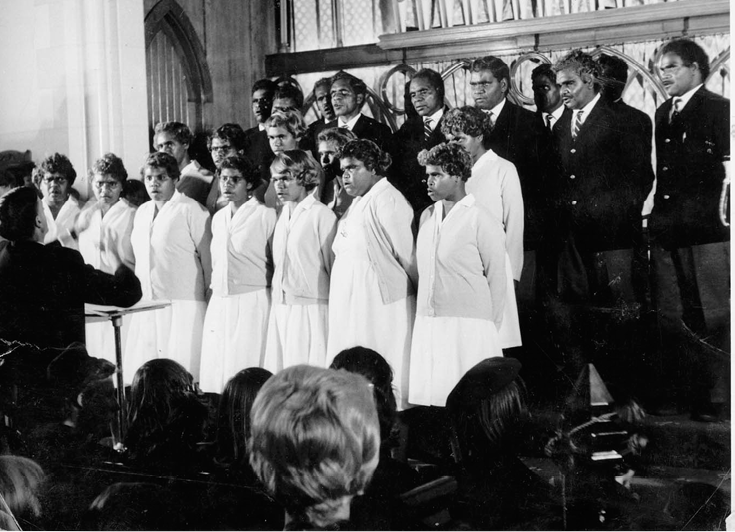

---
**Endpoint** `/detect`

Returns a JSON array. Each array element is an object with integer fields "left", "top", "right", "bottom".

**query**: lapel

[
  {"left": 677, "top": 86, "right": 706, "bottom": 123},
  {"left": 352, "top": 114, "right": 368, "bottom": 137},
  {"left": 491, "top": 101, "right": 512, "bottom": 139}
]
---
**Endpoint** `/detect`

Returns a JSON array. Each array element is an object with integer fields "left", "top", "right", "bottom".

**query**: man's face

[
  {"left": 252, "top": 89, "right": 274, "bottom": 124},
  {"left": 92, "top": 173, "right": 123, "bottom": 206},
  {"left": 470, "top": 69, "right": 507, "bottom": 110},
  {"left": 532, "top": 74, "right": 562, "bottom": 113},
  {"left": 143, "top": 166, "right": 177, "bottom": 202},
  {"left": 155, "top": 132, "right": 188, "bottom": 167},
  {"left": 40, "top": 171, "right": 71, "bottom": 209},
  {"left": 558, "top": 69, "right": 596, "bottom": 110},
  {"left": 318, "top": 140, "right": 340, "bottom": 167},
  {"left": 340, "top": 157, "right": 375, "bottom": 197},
  {"left": 210, "top": 137, "right": 239, "bottom": 168},
  {"left": 410, "top": 77, "right": 442, "bottom": 117},
  {"left": 330, "top": 79, "right": 363, "bottom": 120},
  {"left": 659, "top": 52, "right": 700, "bottom": 97},
  {"left": 272, "top": 97, "right": 299, "bottom": 114},
  {"left": 315, "top": 85, "right": 335, "bottom": 122}
]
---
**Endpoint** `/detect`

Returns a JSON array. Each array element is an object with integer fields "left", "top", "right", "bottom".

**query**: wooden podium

[{"left": 85, "top": 300, "right": 171, "bottom": 439}]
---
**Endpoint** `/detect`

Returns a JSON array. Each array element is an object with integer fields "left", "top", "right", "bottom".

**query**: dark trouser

[{"left": 649, "top": 241, "right": 730, "bottom": 412}]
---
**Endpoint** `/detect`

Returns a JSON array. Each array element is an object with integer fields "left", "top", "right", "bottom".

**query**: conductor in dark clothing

[
  {"left": 0, "top": 186, "right": 142, "bottom": 349},
  {"left": 391, "top": 68, "right": 448, "bottom": 215},
  {"left": 648, "top": 39, "right": 730, "bottom": 420},
  {"left": 548, "top": 50, "right": 654, "bottom": 390}
]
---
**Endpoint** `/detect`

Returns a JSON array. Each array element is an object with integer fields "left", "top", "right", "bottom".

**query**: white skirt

[
  {"left": 199, "top": 289, "right": 271, "bottom": 393},
  {"left": 408, "top": 315, "right": 502, "bottom": 407},
  {"left": 263, "top": 301, "right": 329, "bottom": 373},
  {"left": 498, "top": 253, "right": 522, "bottom": 349},
  {"left": 123, "top": 300, "right": 207, "bottom": 384}
]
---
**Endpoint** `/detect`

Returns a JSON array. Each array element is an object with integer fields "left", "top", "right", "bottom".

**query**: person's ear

[
  {"left": 356, "top": 93, "right": 365, "bottom": 107},
  {"left": 501, "top": 78, "right": 509, "bottom": 94}
]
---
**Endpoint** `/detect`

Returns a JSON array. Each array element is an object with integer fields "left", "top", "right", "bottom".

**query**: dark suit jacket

[
  {"left": 650, "top": 87, "right": 730, "bottom": 249},
  {"left": 325, "top": 114, "right": 393, "bottom": 153},
  {"left": 305, "top": 118, "right": 329, "bottom": 158},
  {"left": 391, "top": 108, "right": 449, "bottom": 213},
  {"left": 551, "top": 98, "right": 654, "bottom": 252},
  {"left": 0, "top": 241, "right": 142, "bottom": 348},
  {"left": 243, "top": 127, "right": 274, "bottom": 183},
  {"left": 488, "top": 101, "right": 548, "bottom": 249}
]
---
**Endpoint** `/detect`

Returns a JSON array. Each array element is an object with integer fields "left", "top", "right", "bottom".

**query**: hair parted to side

[
  {"left": 153, "top": 121, "right": 193, "bottom": 146},
  {"left": 249, "top": 365, "right": 380, "bottom": 527},
  {"left": 90, "top": 153, "right": 128, "bottom": 183},
  {"left": 314, "top": 77, "right": 332, "bottom": 92},
  {"left": 417, "top": 142, "right": 473, "bottom": 182},
  {"left": 661, "top": 38, "right": 711, "bottom": 80},
  {"left": 411, "top": 68, "right": 446, "bottom": 101},
  {"left": 440, "top": 106, "right": 492, "bottom": 146},
  {"left": 470, "top": 56, "right": 510, "bottom": 91},
  {"left": 330, "top": 71, "right": 367, "bottom": 98},
  {"left": 0, "top": 186, "right": 41, "bottom": 241},
  {"left": 270, "top": 150, "right": 324, "bottom": 191},
  {"left": 207, "top": 123, "right": 247, "bottom": 152},
  {"left": 340, "top": 139, "right": 392, "bottom": 174},
  {"left": 40, "top": 153, "right": 77, "bottom": 185},
  {"left": 553, "top": 49, "right": 601, "bottom": 88},
  {"left": 317, "top": 127, "right": 357, "bottom": 149},
  {"left": 215, "top": 155, "right": 261, "bottom": 189},
  {"left": 265, "top": 110, "right": 307, "bottom": 140},
  {"left": 215, "top": 367, "right": 272, "bottom": 468},
  {"left": 141, "top": 152, "right": 180, "bottom": 181}
]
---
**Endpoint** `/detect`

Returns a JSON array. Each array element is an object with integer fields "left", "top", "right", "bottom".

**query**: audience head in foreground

[
  {"left": 0, "top": 185, "right": 48, "bottom": 242},
  {"left": 249, "top": 365, "right": 380, "bottom": 529}
]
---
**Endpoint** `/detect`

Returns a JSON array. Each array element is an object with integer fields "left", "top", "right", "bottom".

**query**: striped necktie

[
  {"left": 423, "top": 117, "right": 433, "bottom": 140},
  {"left": 572, "top": 110, "right": 583, "bottom": 140}
]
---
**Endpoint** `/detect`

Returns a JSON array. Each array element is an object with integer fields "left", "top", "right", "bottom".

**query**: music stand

[{"left": 85, "top": 300, "right": 171, "bottom": 440}]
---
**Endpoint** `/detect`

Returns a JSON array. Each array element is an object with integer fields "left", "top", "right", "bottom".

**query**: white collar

[
  {"left": 487, "top": 98, "right": 506, "bottom": 118},
  {"left": 423, "top": 107, "right": 444, "bottom": 127},
  {"left": 573, "top": 93, "right": 601, "bottom": 122},
  {"left": 547, "top": 105, "right": 565, "bottom": 122},
  {"left": 258, "top": 123, "right": 266, "bottom": 131},
  {"left": 673, "top": 83, "right": 703, "bottom": 110},
  {"left": 338, "top": 113, "right": 362, "bottom": 131}
]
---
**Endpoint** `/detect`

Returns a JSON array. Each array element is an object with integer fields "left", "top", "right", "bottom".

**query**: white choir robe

[
  {"left": 77, "top": 199, "right": 137, "bottom": 364},
  {"left": 199, "top": 197, "right": 276, "bottom": 392},
  {"left": 264, "top": 194, "right": 337, "bottom": 373},
  {"left": 469, "top": 149, "right": 523, "bottom": 348},
  {"left": 124, "top": 191, "right": 212, "bottom": 382},
  {"left": 43, "top": 196, "right": 83, "bottom": 249}
]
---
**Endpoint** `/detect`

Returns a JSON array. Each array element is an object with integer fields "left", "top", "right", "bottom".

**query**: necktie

[
  {"left": 546, "top": 114, "right": 554, "bottom": 131},
  {"left": 423, "top": 117, "right": 433, "bottom": 140},
  {"left": 670, "top": 97, "right": 682, "bottom": 123},
  {"left": 487, "top": 111, "right": 495, "bottom": 128},
  {"left": 339, "top": 122, "right": 349, "bottom": 129},
  {"left": 572, "top": 110, "right": 583, "bottom": 140}
]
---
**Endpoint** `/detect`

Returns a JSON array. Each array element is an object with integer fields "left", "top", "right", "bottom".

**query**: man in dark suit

[
  {"left": 325, "top": 71, "right": 393, "bottom": 153},
  {"left": 471, "top": 57, "right": 547, "bottom": 306},
  {"left": 0, "top": 186, "right": 142, "bottom": 348},
  {"left": 243, "top": 79, "right": 277, "bottom": 183},
  {"left": 304, "top": 77, "right": 336, "bottom": 157},
  {"left": 548, "top": 50, "right": 654, "bottom": 393},
  {"left": 648, "top": 39, "right": 730, "bottom": 420},
  {"left": 392, "top": 68, "right": 448, "bottom": 216}
]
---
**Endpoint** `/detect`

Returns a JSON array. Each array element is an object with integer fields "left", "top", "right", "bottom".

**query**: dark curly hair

[
  {"left": 89, "top": 153, "right": 128, "bottom": 183},
  {"left": 141, "top": 152, "right": 180, "bottom": 181},
  {"left": 660, "top": 38, "right": 711, "bottom": 80},
  {"left": 340, "top": 139, "right": 392, "bottom": 174},
  {"left": 440, "top": 106, "right": 492, "bottom": 147},
  {"left": 417, "top": 142, "right": 473, "bottom": 182},
  {"left": 216, "top": 155, "right": 261, "bottom": 189},
  {"left": 553, "top": 49, "right": 601, "bottom": 89},
  {"left": 207, "top": 123, "right": 247, "bottom": 153},
  {"left": 39, "top": 153, "right": 77, "bottom": 185}
]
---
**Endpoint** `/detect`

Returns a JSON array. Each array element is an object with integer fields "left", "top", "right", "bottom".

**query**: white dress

[
  {"left": 409, "top": 196, "right": 506, "bottom": 407},
  {"left": 199, "top": 198, "right": 276, "bottom": 392},
  {"left": 264, "top": 194, "right": 337, "bottom": 373},
  {"left": 124, "top": 191, "right": 212, "bottom": 382},
  {"left": 327, "top": 179, "right": 417, "bottom": 408},
  {"left": 77, "top": 199, "right": 137, "bottom": 364},
  {"left": 43, "top": 196, "right": 83, "bottom": 249},
  {"left": 470, "top": 150, "right": 523, "bottom": 348}
]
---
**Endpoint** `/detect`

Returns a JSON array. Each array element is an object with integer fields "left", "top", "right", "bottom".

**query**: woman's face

[
  {"left": 92, "top": 172, "right": 123, "bottom": 206},
  {"left": 448, "top": 132, "right": 484, "bottom": 162},
  {"left": 272, "top": 170, "right": 307, "bottom": 203},
  {"left": 340, "top": 157, "right": 377, "bottom": 197},
  {"left": 268, "top": 126, "right": 299, "bottom": 155},
  {"left": 143, "top": 166, "right": 177, "bottom": 203},
  {"left": 219, "top": 168, "right": 250, "bottom": 209},
  {"left": 425, "top": 165, "right": 459, "bottom": 202}
]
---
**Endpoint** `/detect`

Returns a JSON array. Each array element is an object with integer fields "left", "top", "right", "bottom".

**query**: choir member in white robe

[
  {"left": 442, "top": 107, "right": 522, "bottom": 349},
  {"left": 77, "top": 153, "right": 137, "bottom": 363},
  {"left": 125, "top": 152, "right": 212, "bottom": 382},
  {"left": 38, "top": 153, "right": 84, "bottom": 249},
  {"left": 199, "top": 155, "right": 276, "bottom": 392},
  {"left": 263, "top": 150, "right": 337, "bottom": 372},
  {"left": 327, "top": 139, "right": 418, "bottom": 408},
  {"left": 408, "top": 143, "right": 507, "bottom": 407}
]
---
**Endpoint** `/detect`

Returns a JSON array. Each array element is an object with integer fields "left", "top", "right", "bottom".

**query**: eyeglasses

[
  {"left": 210, "top": 145, "right": 233, "bottom": 154},
  {"left": 42, "top": 176, "right": 68, "bottom": 185}
]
